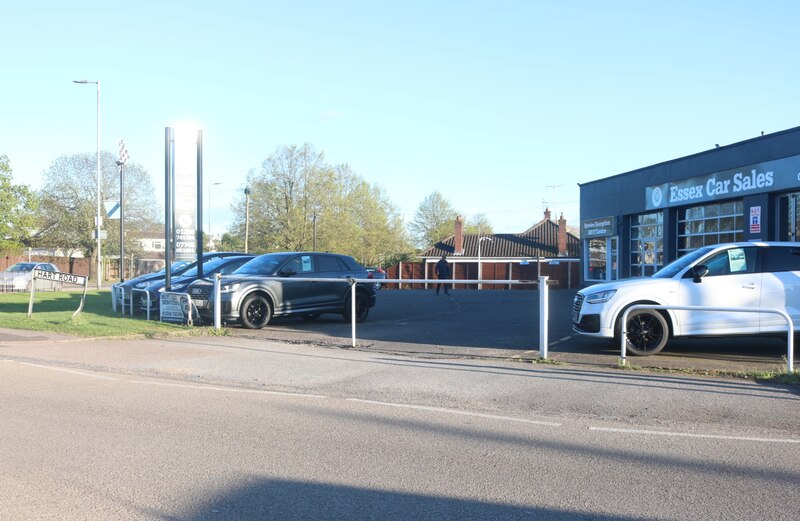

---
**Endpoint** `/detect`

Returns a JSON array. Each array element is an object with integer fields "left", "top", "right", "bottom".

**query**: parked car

[
  {"left": 113, "top": 251, "right": 247, "bottom": 308},
  {"left": 137, "top": 255, "right": 256, "bottom": 313},
  {"left": 1, "top": 262, "right": 61, "bottom": 292},
  {"left": 187, "top": 252, "right": 376, "bottom": 328},
  {"left": 366, "top": 267, "right": 386, "bottom": 289},
  {"left": 572, "top": 241, "right": 800, "bottom": 355}
]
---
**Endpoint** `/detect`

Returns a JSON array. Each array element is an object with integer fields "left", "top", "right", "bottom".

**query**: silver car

[
  {"left": 1, "top": 262, "right": 61, "bottom": 292},
  {"left": 187, "top": 252, "right": 377, "bottom": 329}
]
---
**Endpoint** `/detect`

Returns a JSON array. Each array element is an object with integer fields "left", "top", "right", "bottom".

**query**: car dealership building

[{"left": 578, "top": 125, "right": 800, "bottom": 284}]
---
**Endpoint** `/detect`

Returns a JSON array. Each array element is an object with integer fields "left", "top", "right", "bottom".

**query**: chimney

[
  {"left": 557, "top": 212, "right": 568, "bottom": 256},
  {"left": 454, "top": 215, "right": 464, "bottom": 255},
  {"left": 544, "top": 208, "right": 552, "bottom": 221}
]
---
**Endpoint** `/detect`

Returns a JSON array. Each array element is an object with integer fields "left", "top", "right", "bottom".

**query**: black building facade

[{"left": 578, "top": 126, "right": 800, "bottom": 284}]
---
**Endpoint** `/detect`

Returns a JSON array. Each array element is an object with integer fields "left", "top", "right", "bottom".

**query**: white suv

[{"left": 573, "top": 242, "right": 800, "bottom": 355}]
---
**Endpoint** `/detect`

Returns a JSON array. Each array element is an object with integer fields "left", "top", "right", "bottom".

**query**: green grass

[
  {"left": 0, "top": 290, "right": 215, "bottom": 338},
  {"left": 617, "top": 360, "right": 800, "bottom": 385}
]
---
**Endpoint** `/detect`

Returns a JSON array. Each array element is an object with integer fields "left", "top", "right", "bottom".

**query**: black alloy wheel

[
  {"left": 343, "top": 292, "right": 370, "bottom": 323},
  {"left": 239, "top": 294, "right": 273, "bottom": 329},
  {"left": 624, "top": 309, "right": 669, "bottom": 355}
]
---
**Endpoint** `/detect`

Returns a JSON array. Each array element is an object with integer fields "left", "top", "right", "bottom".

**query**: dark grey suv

[{"left": 187, "top": 252, "right": 376, "bottom": 329}]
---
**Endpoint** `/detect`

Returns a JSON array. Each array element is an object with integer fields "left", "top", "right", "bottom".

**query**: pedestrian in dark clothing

[{"left": 435, "top": 254, "right": 451, "bottom": 296}]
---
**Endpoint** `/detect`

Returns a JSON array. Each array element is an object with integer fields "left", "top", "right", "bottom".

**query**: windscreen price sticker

[{"left": 33, "top": 269, "right": 87, "bottom": 286}]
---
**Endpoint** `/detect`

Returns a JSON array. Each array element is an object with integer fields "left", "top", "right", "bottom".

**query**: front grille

[
  {"left": 573, "top": 293, "right": 585, "bottom": 315},
  {"left": 189, "top": 286, "right": 212, "bottom": 301}
]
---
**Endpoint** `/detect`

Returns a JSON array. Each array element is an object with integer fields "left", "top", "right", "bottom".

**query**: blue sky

[{"left": 2, "top": 1, "right": 799, "bottom": 236}]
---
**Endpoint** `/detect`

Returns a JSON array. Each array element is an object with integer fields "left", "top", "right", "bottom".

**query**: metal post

[
  {"left": 214, "top": 273, "right": 222, "bottom": 330},
  {"left": 73, "top": 79, "right": 102, "bottom": 289},
  {"left": 244, "top": 187, "right": 251, "bottom": 253},
  {"left": 539, "top": 276, "right": 549, "bottom": 359},
  {"left": 119, "top": 161, "right": 124, "bottom": 281},
  {"left": 117, "top": 139, "right": 128, "bottom": 283},
  {"left": 351, "top": 280, "right": 357, "bottom": 347}
]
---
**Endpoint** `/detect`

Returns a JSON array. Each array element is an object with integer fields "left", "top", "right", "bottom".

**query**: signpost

[{"left": 28, "top": 268, "right": 89, "bottom": 318}]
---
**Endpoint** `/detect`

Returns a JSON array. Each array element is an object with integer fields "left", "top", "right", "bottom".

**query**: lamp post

[
  {"left": 73, "top": 79, "right": 102, "bottom": 289},
  {"left": 477, "top": 236, "right": 493, "bottom": 290},
  {"left": 207, "top": 181, "right": 222, "bottom": 249},
  {"left": 312, "top": 210, "right": 317, "bottom": 251},
  {"left": 244, "top": 187, "right": 251, "bottom": 253},
  {"left": 116, "top": 140, "right": 129, "bottom": 282}
]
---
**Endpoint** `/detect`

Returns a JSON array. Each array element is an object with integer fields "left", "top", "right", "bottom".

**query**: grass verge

[
  {"left": 0, "top": 290, "right": 216, "bottom": 338},
  {"left": 617, "top": 361, "right": 800, "bottom": 385}
]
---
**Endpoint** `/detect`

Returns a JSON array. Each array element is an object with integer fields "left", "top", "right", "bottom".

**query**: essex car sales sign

[{"left": 646, "top": 154, "right": 800, "bottom": 210}]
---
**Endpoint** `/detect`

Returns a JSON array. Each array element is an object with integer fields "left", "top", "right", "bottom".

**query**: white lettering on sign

[
  {"left": 733, "top": 170, "right": 773, "bottom": 192},
  {"left": 33, "top": 269, "right": 87, "bottom": 286},
  {"left": 669, "top": 184, "right": 704, "bottom": 203},
  {"left": 668, "top": 170, "right": 774, "bottom": 204}
]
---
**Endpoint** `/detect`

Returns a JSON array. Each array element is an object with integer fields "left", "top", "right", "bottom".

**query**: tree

[
  {"left": 464, "top": 214, "right": 493, "bottom": 236},
  {"left": 408, "top": 191, "right": 457, "bottom": 249},
  {"left": 0, "top": 155, "right": 38, "bottom": 251},
  {"left": 35, "top": 152, "right": 160, "bottom": 266},
  {"left": 228, "top": 144, "right": 412, "bottom": 266}
]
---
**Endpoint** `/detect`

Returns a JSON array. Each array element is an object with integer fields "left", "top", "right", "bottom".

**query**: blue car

[{"left": 136, "top": 255, "right": 256, "bottom": 313}]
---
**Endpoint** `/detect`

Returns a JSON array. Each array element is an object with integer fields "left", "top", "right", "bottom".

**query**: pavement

[{"left": 0, "top": 323, "right": 794, "bottom": 380}]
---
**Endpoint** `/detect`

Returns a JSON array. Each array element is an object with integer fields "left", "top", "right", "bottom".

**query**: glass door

[
  {"left": 779, "top": 193, "right": 800, "bottom": 242},
  {"left": 586, "top": 237, "right": 618, "bottom": 281}
]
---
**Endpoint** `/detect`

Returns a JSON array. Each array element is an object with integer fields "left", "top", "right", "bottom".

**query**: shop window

[
  {"left": 677, "top": 201, "right": 743, "bottom": 256},
  {"left": 586, "top": 237, "right": 618, "bottom": 281},
  {"left": 630, "top": 212, "right": 663, "bottom": 276}
]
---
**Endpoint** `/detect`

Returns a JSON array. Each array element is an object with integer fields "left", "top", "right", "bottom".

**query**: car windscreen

[
  {"left": 180, "top": 257, "right": 232, "bottom": 277},
  {"left": 6, "top": 263, "right": 36, "bottom": 272},
  {"left": 651, "top": 246, "right": 715, "bottom": 279},
  {"left": 233, "top": 254, "right": 291, "bottom": 276}
]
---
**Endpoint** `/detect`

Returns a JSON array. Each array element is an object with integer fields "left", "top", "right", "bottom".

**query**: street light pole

[{"left": 73, "top": 79, "right": 102, "bottom": 289}]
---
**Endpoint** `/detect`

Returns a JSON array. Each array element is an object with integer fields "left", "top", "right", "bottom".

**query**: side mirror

[
  {"left": 692, "top": 264, "right": 709, "bottom": 283},
  {"left": 279, "top": 269, "right": 297, "bottom": 277}
]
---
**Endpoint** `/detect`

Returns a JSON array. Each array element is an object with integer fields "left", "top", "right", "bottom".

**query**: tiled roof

[{"left": 420, "top": 219, "right": 580, "bottom": 259}]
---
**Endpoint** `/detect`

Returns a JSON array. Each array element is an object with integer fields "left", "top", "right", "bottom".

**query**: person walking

[{"left": 435, "top": 254, "right": 451, "bottom": 296}]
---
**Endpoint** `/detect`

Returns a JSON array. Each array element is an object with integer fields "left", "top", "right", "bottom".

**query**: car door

[
  {"left": 677, "top": 246, "right": 761, "bottom": 334},
  {"left": 758, "top": 245, "right": 800, "bottom": 333},
  {"left": 276, "top": 254, "right": 317, "bottom": 312},
  {"left": 313, "top": 254, "right": 349, "bottom": 305}
]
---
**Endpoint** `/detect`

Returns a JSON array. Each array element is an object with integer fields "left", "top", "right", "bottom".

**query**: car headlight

[
  {"left": 135, "top": 281, "right": 148, "bottom": 288},
  {"left": 220, "top": 282, "right": 240, "bottom": 294},
  {"left": 586, "top": 289, "right": 617, "bottom": 304}
]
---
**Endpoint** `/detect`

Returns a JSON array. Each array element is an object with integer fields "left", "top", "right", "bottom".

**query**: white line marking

[
  {"left": 129, "top": 380, "right": 327, "bottom": 399},
  {"left": 348, "top": 398, "right": 562, "bottom": 426},
  {"left": 589, "top": 426, "right": 800, "bottom": 444},
  {"left": 16, "top": 362, "right": 117, "bottom": 381}
]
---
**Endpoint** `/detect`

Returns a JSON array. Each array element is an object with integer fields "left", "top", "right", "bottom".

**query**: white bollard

[
  {"left": 351, "top": 280, "right": 357, "bottom": 347},
  {"left": 214, "top": 273, "right": 222, "bottom": 330},
  {"left": 539, "top": 276, "right": 549, "bottom": 359}
]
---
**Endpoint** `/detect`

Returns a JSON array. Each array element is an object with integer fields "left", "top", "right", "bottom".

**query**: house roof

[{"left": 420, "top": 218, "right": 580, "bottom": 259}]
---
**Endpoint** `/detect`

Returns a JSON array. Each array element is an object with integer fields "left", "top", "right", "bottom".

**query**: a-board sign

[
  {"left": 159, "top": 292, "right": 192, "bottom": 325},
  {"left": 33, "top": 269, "right": 87, "bottom": 286}
]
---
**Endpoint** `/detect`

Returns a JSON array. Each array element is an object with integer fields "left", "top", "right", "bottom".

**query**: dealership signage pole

[{"left": 165, "top": 126, "right": 201, "bottom": 291}]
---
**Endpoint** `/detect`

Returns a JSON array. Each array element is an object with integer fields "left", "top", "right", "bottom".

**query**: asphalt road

[
  {"left": 2, "top": 337, "right": 799, "bottom": 521},
  {"left": 219, "top": 289, "right": 793, "bottom": 373}
]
